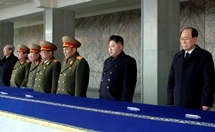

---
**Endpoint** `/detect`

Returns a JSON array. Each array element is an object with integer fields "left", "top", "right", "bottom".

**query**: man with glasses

[
  {"left": 10, "top": 44, "right": 31, "bottom": 88},
  {"left": 0, "top": 45, "right": 18, "bottom": 86},
  {"left": 167, "top": 27, "right": 215, "bottom": 110},
  {"left": 26, "top": 44, "right": 42, "bottom": 89},
  {"left": 34, "top": 40, "right": 61, "bottom": 94}
]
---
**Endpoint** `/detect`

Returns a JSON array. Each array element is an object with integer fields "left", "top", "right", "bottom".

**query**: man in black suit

[
  {"left": 167, "top": 27, "right": 215, "bottom": 110},
  {"left": 0, "top": 45, "right": 18, "bottom": 86},
  {"left": 99, "top": 35, "right": 137, "bottom": 102}
]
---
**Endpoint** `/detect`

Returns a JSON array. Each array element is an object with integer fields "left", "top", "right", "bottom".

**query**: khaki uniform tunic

[
  {"left": 26, "top": 60, "right": 41, "bottom": 89},
  {"left": 57, "top": 52, "right": 89, "bottom": 97},
  {"left": 10, "top": 58, "right": 31, "bottom": 88},
  {"left": 34, "top": 57, "right": 61, "bottom": 94}
]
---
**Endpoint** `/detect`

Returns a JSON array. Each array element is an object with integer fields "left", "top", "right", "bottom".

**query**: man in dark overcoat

[
  {"left": 167, "top": 27, "right": 215, "bottom": 110},
  {"left": 99, "top": 35, "right": 137, "bottom": 102},
  {"left": 57, "top": 36, "right": 89, "bottom": 97},
  {"left": 0, "top": 45, "right": 18, "bottom": 86}
]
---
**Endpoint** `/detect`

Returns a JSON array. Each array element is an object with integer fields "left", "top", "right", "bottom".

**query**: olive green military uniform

[
  {"left": 26, "top": 44, "right": 41, "bottom": 89},
  {"left": 34, "top": 57, "right": 61, "bottom": 93},
  {"left": 10, "top": 58, "right": 31, "bottom": 87},
  {"left": 57, "top": 52, "right": 89, "bottom": 97},
  {"left": 57, "top": 36, "right": 89, "bottom": 97},
  {"left": 26, "top": 60, "right": 41, "bottom": 88},
  {"left": 10, "top": 44, "right": 31, "bottom": 88}
]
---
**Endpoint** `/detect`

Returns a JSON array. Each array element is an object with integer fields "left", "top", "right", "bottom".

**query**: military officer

[
  {"left": 57, "top": 36, "right": 89, "bottom": 97},
  {"left": 26, "top": 44, "right": 42, "bottom": 89},
  {"left": 34, "top": 40, "right": 61, "bottom": 94},
  {"left": 10, "top": 44, "right": 31, "bottom": 88}
]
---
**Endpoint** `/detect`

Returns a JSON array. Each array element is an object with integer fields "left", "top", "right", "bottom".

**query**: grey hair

[{"left": 6, "top": 44, "right": 15, "bottom": 52}]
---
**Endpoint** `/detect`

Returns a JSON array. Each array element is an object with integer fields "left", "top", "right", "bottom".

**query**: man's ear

[
  {"left": 120, "top": 44, "right": 124, "bottom": 51},
  {"left": 193, "top": 37, "right": 198, "bottom": 44},
  {"left": 9, "top": 49, "right": 13, "bottom": 54},
  {"left": 72, "top": 47, "right": 77, "bottom": 53}
]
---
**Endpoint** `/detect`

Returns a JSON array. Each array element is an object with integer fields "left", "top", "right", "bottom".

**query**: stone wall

[
  {"left": 13, "top": 0, "right": 215, "bottom": 103},
  {"left": 180, "top": 0, "right": 215, "bottom": 62}
]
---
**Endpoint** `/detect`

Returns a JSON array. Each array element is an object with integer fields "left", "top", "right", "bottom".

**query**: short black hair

[
  {"left": 109, "top": 35, "right": 124, "bottom": 46},
  {"left": 180, "top": 27, "right": 198, "bottom": 38}
]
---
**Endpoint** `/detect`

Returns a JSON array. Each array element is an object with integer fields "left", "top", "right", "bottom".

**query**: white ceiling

[
  {"left": 0, "top": 0, "right": 187, "bottom": 28},
  {"left": 0, "top": 0, "right": 142, "bottom": 28},
  {"left": 0, "top": 0, "right": 30, "bottom": 9}
]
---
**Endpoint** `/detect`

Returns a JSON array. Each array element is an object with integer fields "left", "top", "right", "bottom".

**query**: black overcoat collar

[{"left": 103, "top": 51, "right": 125, "bottom": 72}]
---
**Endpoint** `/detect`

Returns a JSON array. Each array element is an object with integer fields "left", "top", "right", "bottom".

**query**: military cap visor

[
  {"left": 17, "top": 44, "right": 30, "bottom": 53},
  {"left": 62, "top": 36, "right": 81, "bottom": 48},
  {"left": 29, "top": 44, "right": 41, "bottom": 53},
  {"left": 39, "top": 41, "right": 57, "bottom": 51}
]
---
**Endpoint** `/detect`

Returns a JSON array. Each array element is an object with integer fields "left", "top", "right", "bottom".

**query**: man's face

[
  {"left": 17, "top": 52, "right": 27, "bottom": 60},
  {"left": 3, "top": 46, "right": 12, "bottom": 57},
  {"left": 63, "top": 47, "right": 76, "bottom": 59},
  {"left": 29, "top": 52, "right": 40, "bottom": 62},
  {"left": 180, "top": 29, "right": 197, "bottom": 51},
  {"left": 108, "top": 40, "right": 123, "bottom": 58},
  {"left": 40, "top": 50, "right": 52, "bottom": 61}
]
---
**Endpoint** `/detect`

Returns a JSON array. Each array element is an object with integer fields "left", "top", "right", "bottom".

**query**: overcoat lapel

[
  {"left": 13, "top": 59, "right": 27, "bottom": 69},
  {"left": 29, "top": 60, "right": 41, "bottom": 72},
  {"left": 60, "top": 58, "right": 76, "bottom": 73},
  {"left": 103, "top": 51, "right": 125, "bottom": 72},
  {"left": 60, "top": 52, "right": 79, "bottom": 73},
  {"left": 37, "top": 59, "right": 52, "bottom": 73}
]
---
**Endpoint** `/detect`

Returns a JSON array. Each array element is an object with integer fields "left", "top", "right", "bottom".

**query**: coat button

[
  {"left": 103, "top": 72, "right": 106, "bottom": 74},
  {"left": 108, "top": 79, "right": 110, "bottom": 81},
  {"left": 107, "top": 86, "right": 109, "bottom": 89},
  {"left": 110, "top": 72, "right": 112, "bottom": 74}
]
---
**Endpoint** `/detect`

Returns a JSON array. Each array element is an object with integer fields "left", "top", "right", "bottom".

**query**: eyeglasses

[{"left": 179, "top": 38, "right": 193, "bottom": 41}]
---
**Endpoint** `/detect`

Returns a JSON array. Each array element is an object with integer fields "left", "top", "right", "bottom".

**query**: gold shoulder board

[
  {"left": 52, "top": 59, "right": 59, "bottom": 62},
  {"left": 76, "top": 55, "right": 83, "bottom": 60},
  {"left": 26, "top": 59, "right": 31, "bottom": 63}
]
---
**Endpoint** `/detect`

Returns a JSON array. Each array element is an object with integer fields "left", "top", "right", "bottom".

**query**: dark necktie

[{"left": 185, "top": 53, "right": 190, "bottom": 58}]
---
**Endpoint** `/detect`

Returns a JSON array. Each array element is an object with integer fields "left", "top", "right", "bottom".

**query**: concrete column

[
  {"left": 44, "top": 8, "right": 75, "bottom": 61},
  {"left": 0, "top": 22, "right": 14, "bottom": 59},
  {"left": 141, "top": 0, "right": 180, "bottom": 105}
]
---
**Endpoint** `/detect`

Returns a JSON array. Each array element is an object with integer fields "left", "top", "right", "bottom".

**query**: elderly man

[
  {"left": 10, "top": 44, "right": 31, "bottom": 88},
  {"left": 26, "top": 44, "right": 42, "bottom": 89},
  {"left": 57, "top": 36, "right": 89, "bottom": 97},
  {"left": 34, "top": 41, "right": 61, "bottom": 94},
  {"left": 167, "top": 27, "right": 215, "bottom": 110},
  {"left": 0, "top": 45, "right": 18, "bottom": 86}
]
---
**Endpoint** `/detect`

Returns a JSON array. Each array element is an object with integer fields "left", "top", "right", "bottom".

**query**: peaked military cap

[
  {"left": 17, "top": 44, "right": 30, "bottom": 53},
  {"left": 62, "top": 36, "right": 81, "bottom": 48},
  {"left": 29, "top": 44, "right": 41, "bottom": 53},
  {"left": 39, "top": 40, "right": 57, "bottom": 51}
]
